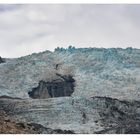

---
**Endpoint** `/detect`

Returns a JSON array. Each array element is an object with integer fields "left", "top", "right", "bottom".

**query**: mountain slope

[
  {"left": 0, "top": 47, "right": 140, "bottom": 100},
  {"left": 1, "top": 47, "right": 140, "bottom": 134}
]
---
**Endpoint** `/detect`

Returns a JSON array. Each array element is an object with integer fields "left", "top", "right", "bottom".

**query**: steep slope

[
  {"left": 1, "top": 47, "right": 140, "bottom": 134},
  {"left": 0, "top": 48, "right": 140, "bottom": 99},
  {"left": 0, "top": 47, "right": 140, "bottom": 100}
]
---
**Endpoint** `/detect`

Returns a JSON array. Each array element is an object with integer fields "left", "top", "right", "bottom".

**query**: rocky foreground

[
  {"left": 0, "top": 109, "right": 74, "bottom": 134},
  {"left": 0, "top": 47, "right": 140, "bottom": 134},
  {"left": 1, "top": 96, "right": 140, "bottom": 134}
]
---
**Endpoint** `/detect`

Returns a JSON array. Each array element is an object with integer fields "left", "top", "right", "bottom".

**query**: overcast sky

[{"left": 0, "top": 4, "right": 140, "bottom": 58}]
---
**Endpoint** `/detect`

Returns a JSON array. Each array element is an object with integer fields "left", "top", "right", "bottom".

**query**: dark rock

[
  {"left": 28, "top": 74, "right": 75, "bottom": 99},
  {"left": 28, "top": 123, "right": 75, "bottom": 134},
  {"left": 0, "top": 57, "right": 5, "bottom": 63},
  {"left": 17, "top": 123, "right": 26, "bottom": 129},
  {"left": 95, "top": 121, "right": 140, "bottom": 134},
  {"left": 52, "top": 129, "right": 75, "bottom": 134}
]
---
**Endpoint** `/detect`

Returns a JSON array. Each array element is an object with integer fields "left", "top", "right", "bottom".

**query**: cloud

[{"left": 0, "top": 4, "right": 140, "bottom": 58}]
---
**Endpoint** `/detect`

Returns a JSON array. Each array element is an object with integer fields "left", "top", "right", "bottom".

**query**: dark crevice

[
  {"left": 82, "top": 111, "right": 87, "bottom": 124},
  {"left": 54, "top": 64, "right": 62, "bottom": 70},
  {"left": 28, "top": 74, "right": 75, "bottom": 99}
]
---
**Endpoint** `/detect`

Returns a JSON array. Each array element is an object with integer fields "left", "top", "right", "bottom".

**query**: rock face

[
  {"left": 1, "top": 47, "right": 140, "bottom": 134},
  {"left": 28, "top": 74, "right": 75, "bottom": 99}
]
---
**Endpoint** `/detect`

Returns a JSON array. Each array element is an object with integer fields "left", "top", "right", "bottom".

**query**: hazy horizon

[{"left": 0, "top": 4, "right": 140, "bottom": 58}]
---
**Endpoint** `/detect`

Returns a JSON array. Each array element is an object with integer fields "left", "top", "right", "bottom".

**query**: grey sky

[{"left": 0, "top": 4, "right": 140, "bottom": 58}]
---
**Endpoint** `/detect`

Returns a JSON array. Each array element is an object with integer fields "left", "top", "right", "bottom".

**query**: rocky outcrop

[
  {"left": 0, "top": 56, "right": 5, "bottom": 64},
  {"left": 28, "top": 74, "right": 75, "bottom": 99}
]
